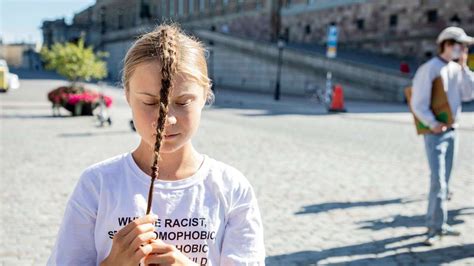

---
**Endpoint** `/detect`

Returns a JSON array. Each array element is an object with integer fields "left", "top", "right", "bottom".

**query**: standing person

[
  {"left": 411, "top": 26, "right": 474, "bottom": 246},
  {"left": 48, "top": 24, "right": 265, "bottom": 265},
  {"left": 400, "top": 61, "right": 410, "bottom": 74}
]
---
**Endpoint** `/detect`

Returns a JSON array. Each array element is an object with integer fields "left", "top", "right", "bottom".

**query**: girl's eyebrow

[
  {"left": 136, "top": 92, "right": 158, "bottom": 97},
  {"left": 175, "top": 93, "right": 196, "bottom": 98}
]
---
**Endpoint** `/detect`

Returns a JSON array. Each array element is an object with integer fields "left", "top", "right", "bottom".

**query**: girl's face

[{"left": 126, "top": 61, "right": 206, "bottom": 154}]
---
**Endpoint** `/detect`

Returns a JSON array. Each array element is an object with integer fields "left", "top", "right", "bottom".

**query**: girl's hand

[
  {"left": 144, "top": 239, "right": 198, "bottom": 266},
  {"left": 100, "top": 214, "right": 158, "bottom": 266}
]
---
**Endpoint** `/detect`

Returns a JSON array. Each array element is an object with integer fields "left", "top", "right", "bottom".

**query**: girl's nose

[
  {"left": 151, "top": 114, "right": 176, "bottom": 128},
  {"left": 166, "top": 114, "right": 177, "bottom": 125}
]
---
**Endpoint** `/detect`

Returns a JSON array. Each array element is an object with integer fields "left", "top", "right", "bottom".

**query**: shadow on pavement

[
  {"left": 357, "top": 207, "right": 474, "bottom": 231},
  {"left": 347, "top": 244, "right": 474, "bottom": 265},
  {"left": 295, "top": 197, "right": 421, "bottom": 215},
  {"left": 0, "top": 114, "right": 77, "bottom": 119},
  {"left": 265, "top": 234, "right": 473, "bottom": 265},
  {"left": 58, "top": 130, "right": 132, "bottom": 138}
]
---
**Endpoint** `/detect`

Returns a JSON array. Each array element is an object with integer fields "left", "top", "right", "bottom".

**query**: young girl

[{"left": 48, "top": 24, "right": 265, "bottom": 266}]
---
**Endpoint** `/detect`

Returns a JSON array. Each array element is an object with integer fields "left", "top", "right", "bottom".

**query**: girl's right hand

[{"left": 100, "top": 214, "right": 158, "bottom": 266}]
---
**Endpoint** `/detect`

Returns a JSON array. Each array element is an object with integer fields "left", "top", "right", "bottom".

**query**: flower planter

[
  {"left": 63, "top": 102, "right": 95, "bottom": 116},
  {"left": 47, "top": 86, "right": 112, "bottom": 116}
]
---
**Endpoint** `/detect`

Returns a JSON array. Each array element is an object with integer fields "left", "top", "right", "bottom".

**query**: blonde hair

[
  {"left": 122, "top": 24, "right": 213, "bottom": 102},
  {"left": 122, "top": 24, "right": 213, "bottom": 214}
]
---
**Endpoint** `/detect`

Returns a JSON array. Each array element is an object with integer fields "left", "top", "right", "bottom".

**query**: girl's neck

[{"left": 132, "top": 141, "right": 203, "bottom": 181}]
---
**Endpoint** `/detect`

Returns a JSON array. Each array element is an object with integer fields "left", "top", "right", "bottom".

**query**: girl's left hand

[{"left": 144, "top": 239, "right": 198, "bottom": 266}]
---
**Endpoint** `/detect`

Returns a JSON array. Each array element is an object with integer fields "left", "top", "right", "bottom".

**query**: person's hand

[
  {"left": 100, "top": 214, "right": 158, "bottom": 266},
  {"left": 458, "top": 46, "right": 469, "bottom": 67},
  {"left": 144, "top": 239, "right": 198, "bottom": 266},
  {"left": 431, "top": 123, "right": 448, "bottom": 134}
]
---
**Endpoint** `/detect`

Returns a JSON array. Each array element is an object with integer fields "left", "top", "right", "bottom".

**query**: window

[
  {"left": 427, "top": 9, "right": 437, "bottom": 23},
  {"left": 307, "top": 0, "right": 316, "bottom": 4},
  {"left": 118, "top": 9, "right": 124, "bottom": 29},
  {"left": 389, "top": 14, "right": 397, "bottom": 27},
  {"left": 210, "top": 0, "right": 216, "bottom": 11},
  {"left": 178, "top": 0, "right": 184, "bottom": 16},
  {"left": 189, "top": 0, "right": 194, "bottom": 14},
  {"left": 356, "top": 19, "right": 364, "bottom": 30},
  {"left": 285, "top": 0, "right": 291, "bottom": 8},
  {"left": 450, "top": 14, "right": 461, "bottom": 25},
  {"left": 170, "top": 0, "right": 175, "bottom": 16},
  {"left": 305, "top": 24, "right": 311, "bottom": 35},
  {"left": 100, "top": 6, "right": 106, "bottom": 34},
  {"left": 140, "top": 0, "right": 151, "bottom": 19},
  {"left": 161, "top": 0, "right": 167, "bottom": 17},
  {"left": 421, "top": 0, "right": 440, "bottom": 4},
  {"left": 200, "top": 0, "right": 205, "bottom": 12},
  {"left": 284, "top": 27, "right": 290, "bottom": 42}
]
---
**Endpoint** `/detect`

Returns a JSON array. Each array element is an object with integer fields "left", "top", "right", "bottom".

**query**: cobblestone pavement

[{"left": 1, "top": 75, "right": 473, "bottom": 265}]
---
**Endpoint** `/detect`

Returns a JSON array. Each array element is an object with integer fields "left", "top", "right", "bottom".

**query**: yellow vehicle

[
  {"left": 468, "top": 52, "right": 474, "bottom": 71},
  {"left": 0, "top": 59, "right": 9, "bottom": 92}
]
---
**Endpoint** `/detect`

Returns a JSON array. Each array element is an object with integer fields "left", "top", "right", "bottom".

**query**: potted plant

[
  {"left": 47, "top": 86, "right": 113, "bottom": 116},
  {"left": 41, "top": 38, "right": 111, "bottom": 116}
]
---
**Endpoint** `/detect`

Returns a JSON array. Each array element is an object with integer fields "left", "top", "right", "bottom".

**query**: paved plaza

[{"left": 1, "top": 74, "right": 473, "bottom": 265}]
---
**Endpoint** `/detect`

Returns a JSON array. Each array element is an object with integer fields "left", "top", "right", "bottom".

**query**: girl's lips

[
  {"left": 164, "top": 133, "right": 180, "bottom": 139},
  {"left": 152, "top": 133, "right": 180, "bottom": 140}
]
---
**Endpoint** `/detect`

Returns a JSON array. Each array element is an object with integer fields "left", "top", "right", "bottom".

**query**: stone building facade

[
  {"left": 43, "top": 0, "right": 473, "bottom": 58},
  {"left": 280, "top": 0, "right": 474, "bottom": 58},
  {"left": 41, "top": 19, "right": 89, "bottom": 47}
]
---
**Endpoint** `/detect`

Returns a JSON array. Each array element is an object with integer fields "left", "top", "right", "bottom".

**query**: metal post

[
  {"left": 274, "top": 39, "right": 284, "bottom": 101},
  {"left": 209, "top": 40, "right": 215, "bottom": 92},
  {"left": 325, "top": 71, "right": 332, "bottom": 106}
]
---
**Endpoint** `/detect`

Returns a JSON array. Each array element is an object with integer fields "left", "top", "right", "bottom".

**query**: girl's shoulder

[
  {"left": 85, "top": 153, "right": 128, "bottom": 172},
  {"left": 79, "top": 153, "right": 130, "bottom": 182},
  {"left": 205, "top": 156, "right": 253, "bottom": 191}
]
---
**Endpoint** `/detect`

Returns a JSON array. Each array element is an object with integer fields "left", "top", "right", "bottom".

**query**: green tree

[{"left": 41, "top": 38, "right": 108, "bottom": 87}]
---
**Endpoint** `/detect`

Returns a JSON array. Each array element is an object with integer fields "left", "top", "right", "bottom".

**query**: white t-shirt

[
  {"left": 47, "top": 153, "right": 265, "bottom": 266},
  {"left": 411, "top": 56, "right": 474, "bottom": 129}
]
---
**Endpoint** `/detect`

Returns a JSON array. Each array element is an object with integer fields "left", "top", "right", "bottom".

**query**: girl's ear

[{"left": 125, "top": 88, "right": 130, "bottom": 106}]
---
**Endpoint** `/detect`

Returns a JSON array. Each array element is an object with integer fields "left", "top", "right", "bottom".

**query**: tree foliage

[{"left": 41, "top": 38, "right": 108, "bottom": 84}]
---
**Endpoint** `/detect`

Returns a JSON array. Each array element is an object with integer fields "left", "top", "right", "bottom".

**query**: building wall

[
  {"left": 102, "top": 39, "right": 135, "bottom": 81},
  {"left": 39, "top": 0, "right": 470, "bottom": 101},
  {"left": 281, "top": 0, "right": 474, "bottom": 58},
  {"left": 44, "top": 0, "right": 474, "bottom": 60},
  {"left": 0, "top": 44, "right": 35, "bottom": 67},
  {"left": 198, "top": 30, "right": 410, "bottom": 101}
]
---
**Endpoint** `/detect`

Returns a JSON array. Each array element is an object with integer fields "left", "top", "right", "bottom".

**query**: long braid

[{"left": 146, "top": 26, "right": 179, "bottom": 215}]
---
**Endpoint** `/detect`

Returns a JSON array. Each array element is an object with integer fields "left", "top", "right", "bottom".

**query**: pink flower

[
  {"left": 48, "top": 86, "right": 113, "bottom": 110},
  {"left": 68, "top": 94, "right": 82, "bottom": 105},
  {"left": 103, "top": 95, "right": 113, "bottom": 107}
]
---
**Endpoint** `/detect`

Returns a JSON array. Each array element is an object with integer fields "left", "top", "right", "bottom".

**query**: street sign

[{"left": 326, "top": 25, "right": 338, "bottom": 59}]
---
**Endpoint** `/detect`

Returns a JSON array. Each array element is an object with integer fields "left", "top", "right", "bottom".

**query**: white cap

[{"left": 436, "top": 26, "right": 474, "bottom": 44}]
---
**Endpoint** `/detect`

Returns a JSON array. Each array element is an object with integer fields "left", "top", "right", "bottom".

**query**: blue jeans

[{"left": 423, "top": 129, "right": 458, "bottom": 232}]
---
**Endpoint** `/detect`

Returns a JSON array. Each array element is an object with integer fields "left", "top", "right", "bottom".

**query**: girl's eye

[
  {"left": 143, "top": 102, "right": 158, "bottom": 106},
  {"left": 177, "top": 100, "right": 192, "bottom": 106}
]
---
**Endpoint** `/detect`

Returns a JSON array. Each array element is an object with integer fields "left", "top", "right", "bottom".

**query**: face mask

[{"left": 451, "top": 44, "right": 462, "bottom": 60}]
